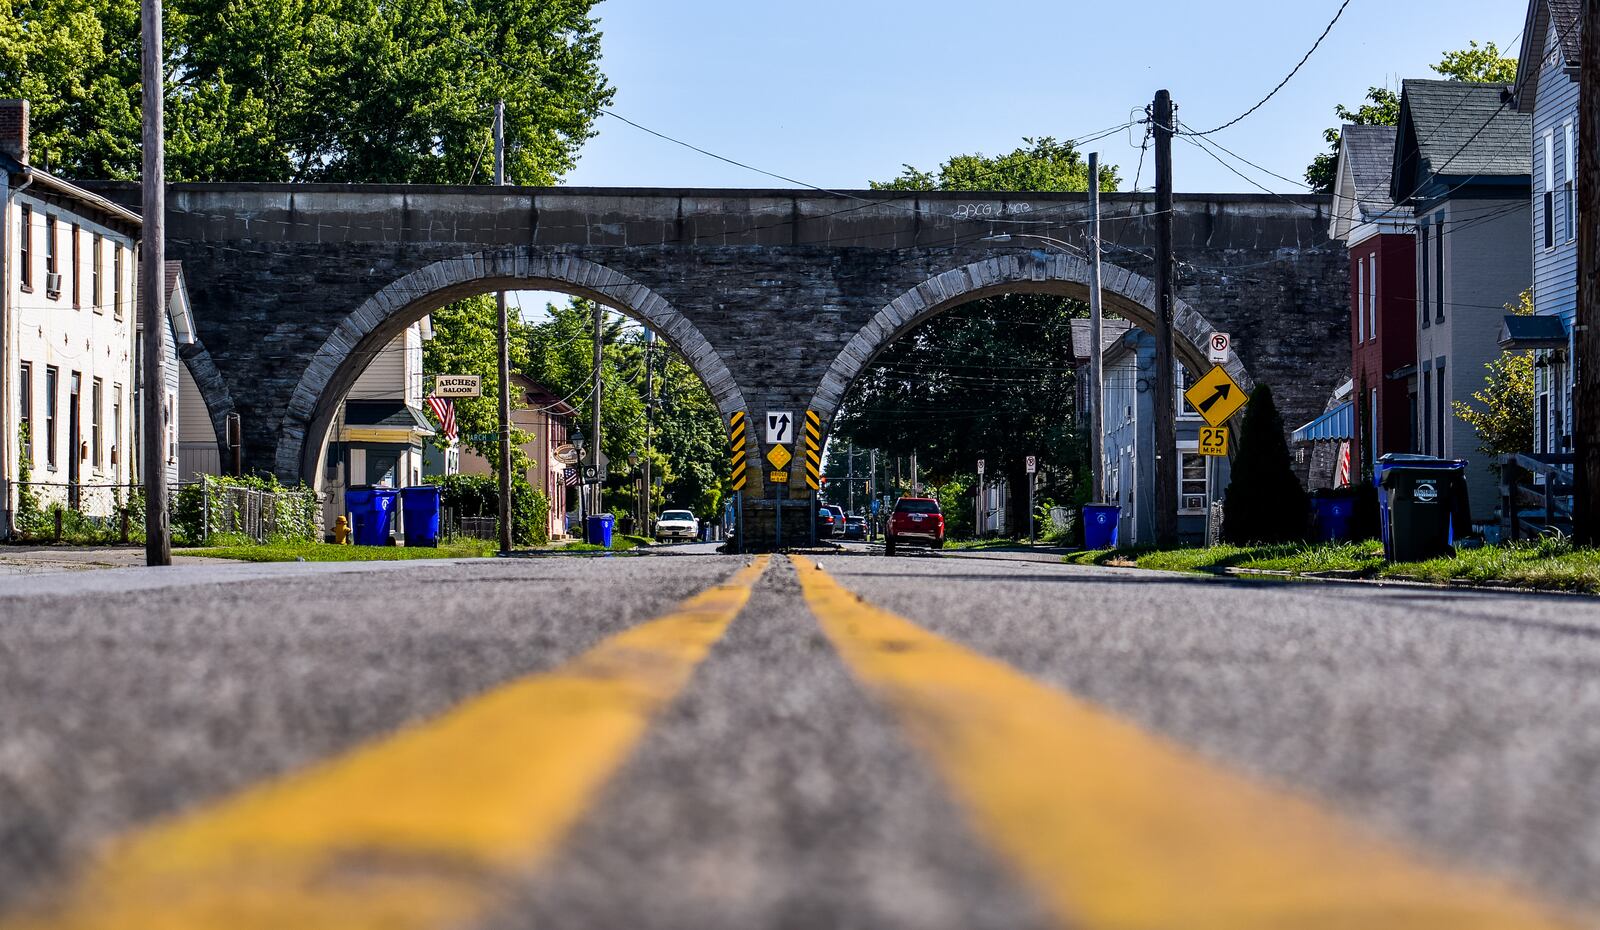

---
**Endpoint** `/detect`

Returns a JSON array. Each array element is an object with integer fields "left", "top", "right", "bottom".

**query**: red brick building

[{"left": 1329, "top": 124, "right": 1418, "bottom": 475}]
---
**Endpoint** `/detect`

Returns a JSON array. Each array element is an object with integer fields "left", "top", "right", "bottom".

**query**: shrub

[
  {"left": 1222, "top": 385, "right": 1310, "bottom": 544},
  {"left": 430, "top": 474, "right": 549, "bottom": 546}
]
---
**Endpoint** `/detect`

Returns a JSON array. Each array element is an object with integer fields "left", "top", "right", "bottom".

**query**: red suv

[{"left": 884, "top": 497, "right": 945, "bottom": 555}]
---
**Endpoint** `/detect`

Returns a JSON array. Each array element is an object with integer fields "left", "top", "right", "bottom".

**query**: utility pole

[
  {"left": 910, "top": 450, "right": 918, "bottom": 493},
  {"left": 493, "top": 100, "right": 512, "bottom": 554},
  {"left": 141, "top": 0, "right": 170, "bottom": 566},
  {"left": 590, "top": 301, "right": 604, "bottom": 517},
  {"left": 1087, "top": 151, "right": 1106, "bottom": 504},
  {"left": 1577, "top": 0, "right": 1600, "bottom": 545},
  {"left": 1152, "top": 89, "right": 1179, "bottom": 547},
  {"left": 847, "top": 444, "right": 855, "bottom": 514},
  {"left": 642, "top": 330, "right": 655, "bottom": 533}
]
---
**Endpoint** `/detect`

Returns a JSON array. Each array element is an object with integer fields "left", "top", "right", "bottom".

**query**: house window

[
  {"left": 19, "top": 362, "right": 32, "bottom": 463},
  {"left": 112, "top": 384, "right": 123, "bottom": 470},
  {"left": 1421, "top": 366, "right": 1432, "bottom": 455},
  {"left": 1435, "top": 364, "right": 1447, "bottom": 457},
  {"left": 1175, "top": 365, "right": 1201, "bottom": 418},
  {"left": 19, "top": 204, "right": 31, "bottom": 289},
  {"left": 1434, "top": 218, "right": 1445, "bottom": 322},
  {"left": 1418, "top": 225, "right": 1430, "bottom": 329},
  {"left": 1368, "top": 252, "right": 1379, "bottom": 334},
  {"left": 1369, "top": 388, "right": 1379, "bottom": 465},
  {"left": 1179, "top": 450, "right": 1208, "bottom": 514},
  {"left": 1565, "top": 120, "right": 1577, "bottom": 243},
  {"left": 44, "top": 214, "right": 58, "bottom": 297},
  {"left": 44, "top": 366, "right": 59, "bottom": 469},
  {"left": 113, "top": 244, "right": 123, "bottom": 319},
  {"left": 1356, "top": 258, "right": 1366, "bottom": 343},
  {"left": 92, "top": 235, "right": 103, "bottom": 311},
  {"left": 92, "top": 378, "right": 104, "bottom": 471},
  {"left": 71, "top": 224, "right": 81, "bottom": 307},
  {"left": 1543, "top": 130, "right": 1556, "bottom": 250}
]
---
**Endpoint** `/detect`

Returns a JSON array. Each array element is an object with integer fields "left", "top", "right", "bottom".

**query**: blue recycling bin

[
  {"left": 1081, "top": 503, "right": 1121, "bottom": 550},
  {"left": 585, "top": 513, "right": 615, "bottom": 548},
  {"left": 345, "top": 487, "right": 398, "bottom": 546},
  {"left": 1310, "top": 492, "right": 1357, "bottom": 542},
  {"left": 400, "top": 485, "right": 442, "bottom": 548}
]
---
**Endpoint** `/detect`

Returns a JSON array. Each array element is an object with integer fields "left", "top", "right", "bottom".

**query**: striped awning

[{"left": 1292, "top": 400, "right": 1353, "bottom": 443}]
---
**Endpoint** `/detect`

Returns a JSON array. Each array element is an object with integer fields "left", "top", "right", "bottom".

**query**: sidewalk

[{"left": 0, "top": 546, "right": 229, "bottom": 576}]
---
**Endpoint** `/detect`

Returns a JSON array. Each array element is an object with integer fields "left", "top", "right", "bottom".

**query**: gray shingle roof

[
  {"left": 1514, "top": 0, "right": 1582, "bottom": 112},
  {"left": 1070, "top": 317, "right": 1132, "bottom": 364},
  {"left": 1340, "top": 124, "right": 1398, "bottom": 216},
  {"left": 1548, "top": 0, "right": 1582, "bottom": 66},
  {"left": 1394, "top": 79, "right": 1530, "bottom": 200}
]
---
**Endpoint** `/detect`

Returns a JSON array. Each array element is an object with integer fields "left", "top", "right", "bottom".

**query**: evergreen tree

[{"left": 1222, "top": 385, "right": 1309, "bottom": 544}]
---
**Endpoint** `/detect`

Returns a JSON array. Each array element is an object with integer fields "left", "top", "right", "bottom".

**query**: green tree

[
  {"left": 1222, "top": 385, "right": 1309, "bottom": 544},
  {"left": 422, "top": 295, "right": 534, "bottom": 474},
  {"left": 1306, "top": 41, "right": 1517, "bottom": 192},
  {"left": 1, "top": 0, "right": 613, "bottom": 182},
  {"left": 833, "top": 138, "right": 1115, "bottom": 536},
  {"left": 1454, "top": 289, "right": 1535, "bottom": 462}
]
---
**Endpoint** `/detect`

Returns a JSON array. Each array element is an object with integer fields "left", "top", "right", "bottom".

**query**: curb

[{"left": 1212, "top": 565, "right": 1594, "bottom": 598}]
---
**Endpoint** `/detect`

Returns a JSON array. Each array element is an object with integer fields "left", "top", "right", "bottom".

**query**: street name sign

[
  {"left": 1025, "top": 455, "right": 1037, "bottom": 474},
  {"left": 434, "top": 375, "right": 482, "bottom": 397},
  {"left": 766, "top": 412, "right": 794, "bottom": 444},
  {"left": 1207, "top": 332, "right": 1231, "bottom": 363},
  {"left": 1184, "top": 366, "right": 1247, "bottom": 427},
  {"left": 1198, "top": 426, "right": 1230, "bottom": 457}
]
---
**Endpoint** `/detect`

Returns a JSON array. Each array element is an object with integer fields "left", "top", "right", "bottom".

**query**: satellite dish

[{"left": 554, "top": 443, "right": 581, "bottom": 465}]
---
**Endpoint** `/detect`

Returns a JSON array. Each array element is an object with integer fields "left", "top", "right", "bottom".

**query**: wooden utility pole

[
  {"left": 1087, "top": 151, "right": 1106, "bottom": 504},
  {"left": 493, "top": 100, "right": 513, "bottom": 553},
  {"left": 1578, "top": 0, "right": 1600, "bottom": 545},
  {"left": 642, "top": 329, "right": 655, "bottom": 533},
  {"left": 1152, "top": 89, "right": 1179, "bottom": 547},
  {"left": 141, "top": 0, "right": 170, "bottom": 565}
]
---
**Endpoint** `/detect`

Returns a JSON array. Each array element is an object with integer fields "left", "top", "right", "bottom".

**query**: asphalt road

[{"left": 1, "top": 546, "right": 1597, "bottom": 928}]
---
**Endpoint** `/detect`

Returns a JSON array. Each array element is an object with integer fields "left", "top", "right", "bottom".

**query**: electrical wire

[{"left": 1183, "top": 0, "right": 1355, "bottom": 136}]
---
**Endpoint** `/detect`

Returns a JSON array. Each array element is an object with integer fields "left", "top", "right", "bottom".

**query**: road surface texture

[{"left": 0, "top": 547, "right": 1596, "bottom": 929}]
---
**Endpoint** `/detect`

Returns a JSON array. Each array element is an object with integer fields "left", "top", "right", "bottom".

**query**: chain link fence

[{"left": 7, "top": 478, "right": 320, "bottom": 545}]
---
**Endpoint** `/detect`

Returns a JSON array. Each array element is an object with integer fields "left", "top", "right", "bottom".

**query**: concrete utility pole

[
  {"left": 1087, "top": 152, "right": 1107, "bottom": 503},
  {"left": 493, "top": 100, "right": 512, "bottom": 554},
  {"left": 590, "top": 300, "right": 604, "bottom": 517},
  {"left": 1151, "top": 89, "right": 1179, "bottom": 547},
  {"left": 910, "top": 450, "right": 918, "bottom": 493},
  {"left": 141, "top": 0, "right": 170, "bottom": 566},
  {"left": 847, "top": 444, "right": 855, "bottom": 514},
  {"left": 1578, "top": 1, "right": 1600, "bottom": 545}
]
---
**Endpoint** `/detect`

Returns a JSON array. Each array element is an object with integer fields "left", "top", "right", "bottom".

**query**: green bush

[
  {"left": 430, "top": 474, "right": 549, "bottom": 546},
  {"left": 173, "top": 475, "right": 318, "bottom": 544},
  {"left": 1222, "top": 385, "right": 1310, "bottom": 544}
]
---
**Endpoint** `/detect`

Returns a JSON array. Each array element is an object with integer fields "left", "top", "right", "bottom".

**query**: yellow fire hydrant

[{"left": 333, "top": 514, "right": 351, "bottom": 545}]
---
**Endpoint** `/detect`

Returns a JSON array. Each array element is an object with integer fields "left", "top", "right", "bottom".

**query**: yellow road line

[
  {"left": 790, "top": 555, "right": 1582, "bottom": 930},
  {"left": 9, "top": 556, "right": 770, "bottom": 930}
]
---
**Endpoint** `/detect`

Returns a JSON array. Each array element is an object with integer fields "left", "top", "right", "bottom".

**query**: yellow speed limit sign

[{"left": 1198, "top": 426, "right": 1230, "bottom": 457}]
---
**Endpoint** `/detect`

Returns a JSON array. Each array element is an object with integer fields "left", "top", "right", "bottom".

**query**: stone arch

[
  {"left": 278, "top": 249, "right": 747, "bottom": 482},
  {"left": 810, "top": 250, "right": 1252, "bottom": 419},
  {"left": 177, "top": 336, "right": 236, "bottom": 461}
]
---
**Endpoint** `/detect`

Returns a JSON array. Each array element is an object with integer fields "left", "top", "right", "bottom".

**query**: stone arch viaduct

[{"left": 94, "top": 183, "right": 1347, "bottom": 543}]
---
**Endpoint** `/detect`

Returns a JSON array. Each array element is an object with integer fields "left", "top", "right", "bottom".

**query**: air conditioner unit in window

[
  {"left": 1182, "top": 494, "right": 1207, "bottom": 511},
  {"left": 44, "top": 272, "right": 62, "bottom": 297}
]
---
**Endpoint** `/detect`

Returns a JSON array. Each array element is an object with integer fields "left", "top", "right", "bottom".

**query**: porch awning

[
  {"left": 1498, "top": 314, "right": 1568, "bottom": 350},
  {"left": 1292, "top": 400, "right": 1353, "bottom": 443}
]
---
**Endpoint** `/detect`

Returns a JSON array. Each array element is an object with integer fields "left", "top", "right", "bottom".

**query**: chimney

[{"left": 0, "top": 100, "right": 29, "bottom": 165}]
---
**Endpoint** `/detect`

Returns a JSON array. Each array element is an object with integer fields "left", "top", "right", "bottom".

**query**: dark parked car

[
  {"left": 843, "top": 515, "right": 867, "bottom": 540},
  {"left": 884, "top": 497, "right": 945, "bottom": 555},
  {"left": 817, "top": 505, "right": 837, "bottom": 538}
]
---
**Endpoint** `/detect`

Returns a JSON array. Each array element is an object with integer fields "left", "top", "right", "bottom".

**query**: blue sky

[{"left": 563, "top": 0, "right": 1526, "bottom": 194}]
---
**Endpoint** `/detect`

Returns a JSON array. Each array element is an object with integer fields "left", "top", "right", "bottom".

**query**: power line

[{"left": 1184, "top": 0, "right": 1356, "bottom": 136}]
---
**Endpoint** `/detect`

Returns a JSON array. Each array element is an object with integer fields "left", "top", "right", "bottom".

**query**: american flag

[
  {"left": 425, "top": 395, "right": 458, "bottom": 443},
  {"left": 1334, "top": 441, "right": 1352, "bottom": 488},
  {"left": 563, "top": 467, "right": 580, "bottom": 487}
]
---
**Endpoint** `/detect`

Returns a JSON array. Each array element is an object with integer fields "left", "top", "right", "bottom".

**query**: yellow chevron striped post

[
  {"left": 804, "top": 410, "right": 823, "bottom": 491},
  {"left": 728, "top": 411, "right": 749, "bottom": 492}
]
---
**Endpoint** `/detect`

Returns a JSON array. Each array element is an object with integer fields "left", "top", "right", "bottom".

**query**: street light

[{"left": 570, "top": 428, "right": 587, "bottom": 525}]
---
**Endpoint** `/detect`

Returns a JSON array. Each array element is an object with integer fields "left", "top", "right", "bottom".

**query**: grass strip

[{"left": 189, "top": 539, "right": 498, "bottom": 562}]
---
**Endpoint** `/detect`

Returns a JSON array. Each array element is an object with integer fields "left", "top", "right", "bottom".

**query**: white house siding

[
  {"left": 321, "top": 321, "right": 431, "bottom": 535},
  {"left": 178, "top": 360, "right": 220, "bottom": 480},
  {"left": 1531, "top": 19, "right": 1580, "bottom": 455},
  {"left": 1417, "top": 198, "right": 1532, "bottom": 522},
  {"left": 6, "top": 189, "right": 138, "bottom": 521}
]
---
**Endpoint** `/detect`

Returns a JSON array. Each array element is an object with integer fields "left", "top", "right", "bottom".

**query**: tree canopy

[
  {"left": 0, "top": 0, "right": 613, "bottom": 181},
  {"left": 1305, "top": 40, "right": 1517, "bottom": 192},
  {"left": 829, "top": 138, "right": 1117, "bottom": 535}
]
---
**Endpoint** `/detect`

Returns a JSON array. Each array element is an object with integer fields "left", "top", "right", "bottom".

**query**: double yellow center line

[
  {"left": 790, "top": 555, "right": 1580, "bottom": 929},
  {"left": 7, "top": 557, "right": 770, "bottom": 930}
]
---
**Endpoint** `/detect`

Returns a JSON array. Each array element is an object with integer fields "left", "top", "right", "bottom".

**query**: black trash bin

[{"left": 1375, "top": 454, "right": 1471, "bottom": 562}]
